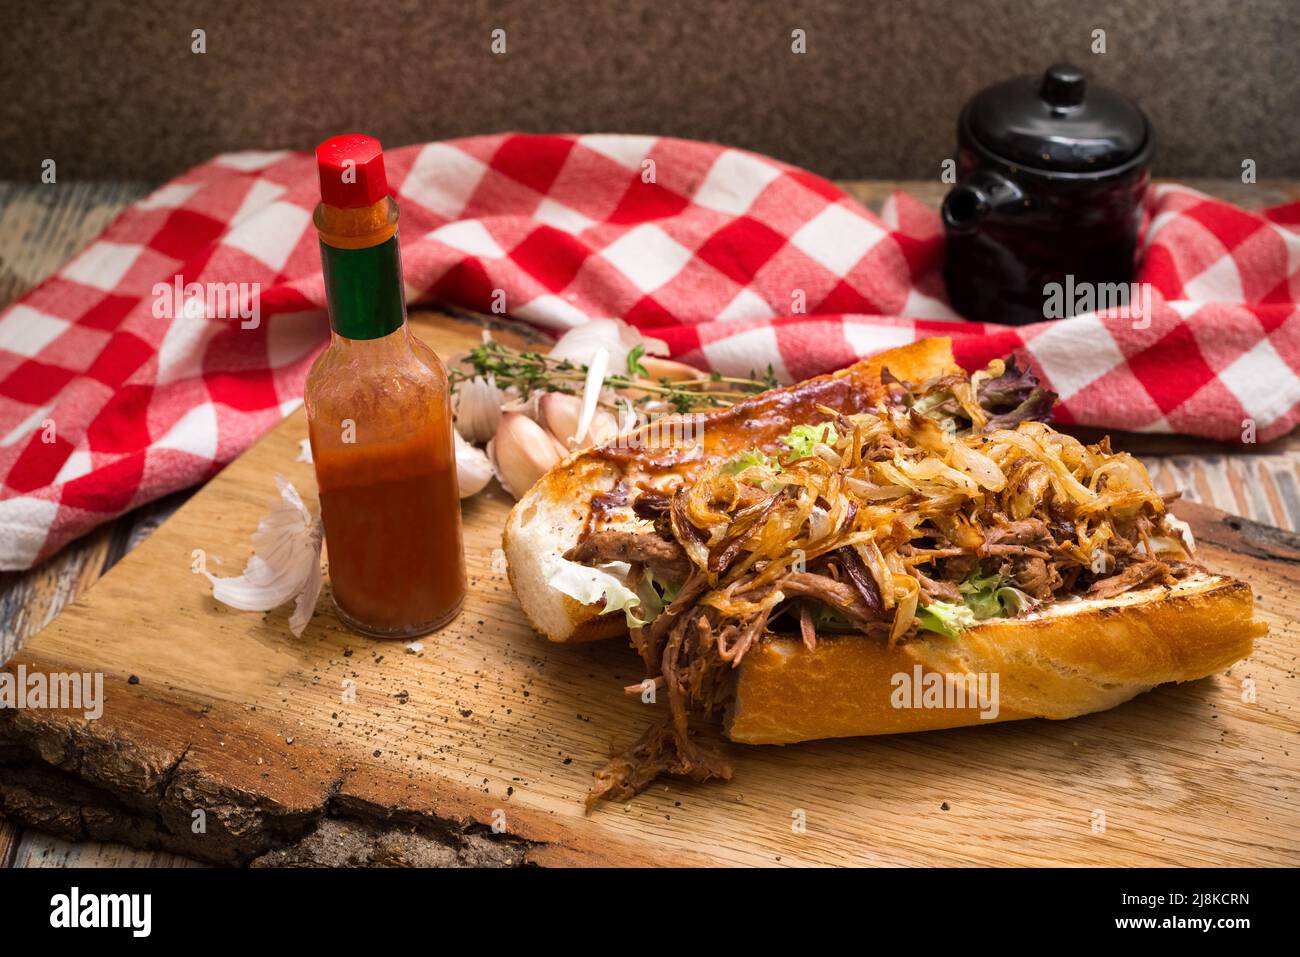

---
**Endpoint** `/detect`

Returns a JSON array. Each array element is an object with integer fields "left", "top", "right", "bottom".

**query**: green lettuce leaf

[
  {"left": 644, "top": 566, "right": 681, "bottom": 605},
  {"left": 543, "top": 555, "right": 647, "bottom": 627},
  {"left": 917, "top": 567, "right": 1040, "bottom": 638},
  {"left": 722, "top": 449, "right": 776, "bottom": 475},
  {"left": 915, "top": 600, "right": 978, "bottom": 639},
  {"left": 634, "top": 566, "right": 682, "bottom": 626},
  {"left": 779, "top": 422, "right": 839, "bottom": 461},
  {"left": 997, "top": 586, "right": 1037, "bottom": 616},
  {"left": 957, "top": 570, "right": 1003, "bottom": 619},
  {"left": 958, "top": 568, "right": 1037, "bottom": 621},
  {"left": 813, "top": 603, "right": 856, "bottom": 632},
  {"left": 721, "top": 449, "right": 786, "bottom": 493}
]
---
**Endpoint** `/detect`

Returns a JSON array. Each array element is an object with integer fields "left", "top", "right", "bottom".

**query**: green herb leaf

[
  {"left": 626, "top": 343, "right": 648, "bottom": 378},
  {"left": 449, "top": 339, "right": 773, "bottom": 413}
]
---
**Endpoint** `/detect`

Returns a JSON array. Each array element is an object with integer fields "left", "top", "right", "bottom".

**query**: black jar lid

[{"left": 963, "top": 63, "right": 1151, "bottom": 174}]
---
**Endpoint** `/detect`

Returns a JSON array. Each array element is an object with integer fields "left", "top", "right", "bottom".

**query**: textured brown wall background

[{"left": 2, "top": 0, "right": 1297, "bottom": 182}]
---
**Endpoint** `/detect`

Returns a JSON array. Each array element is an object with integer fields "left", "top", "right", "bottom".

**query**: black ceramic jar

[{"left": 941, "top": 63, "right": 1154, "bottom": 326}]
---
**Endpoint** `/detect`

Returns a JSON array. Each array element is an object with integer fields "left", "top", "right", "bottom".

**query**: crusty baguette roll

[
  {"left": 728, "top": 573, "right": 1262, "bottom": 744},
  {"left": 501, "top": 332, "right": 1263, "bottom": 780},
  {"left": 504, "top": 338, "right": 960, "bottom": 643}
]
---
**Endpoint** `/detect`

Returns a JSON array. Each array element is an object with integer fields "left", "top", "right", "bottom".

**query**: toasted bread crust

[
  {"left": 503, "top": 337, "right": 960, "bottom": 642},
  {"left": 727, "top": 575, "right": 1263, "bottom": 745}
]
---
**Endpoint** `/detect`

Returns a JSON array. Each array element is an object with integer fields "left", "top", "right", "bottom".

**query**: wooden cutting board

[{"left": 1, "top": 311, "right": 1297, "bottom": 867}]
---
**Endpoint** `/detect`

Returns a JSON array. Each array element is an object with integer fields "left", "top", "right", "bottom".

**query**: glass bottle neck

[{"left": 315, "top": 197, "right": 407, "bottom": 341}]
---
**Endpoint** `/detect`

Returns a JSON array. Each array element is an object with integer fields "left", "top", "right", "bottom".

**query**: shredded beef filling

[
  {"left": 1086, "top": 559, "right": 1179, "bottom": 599},
  {"left": 575, "top": 357, "right": 1207, "bottom": 806},
  {"left": 564, "top": 529, "right": 693, "bottom": 582},
  {"left": 587, "top": 719, "right": 731, "bottom": 810}
]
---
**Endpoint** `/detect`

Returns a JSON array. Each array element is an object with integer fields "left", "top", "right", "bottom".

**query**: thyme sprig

[{"left": 450, "top": 340, "right": 778, "bottom": 413}]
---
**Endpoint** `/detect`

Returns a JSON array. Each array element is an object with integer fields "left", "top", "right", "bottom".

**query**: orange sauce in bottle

[{"left": 304, "top": 134, "right": 466, "bottom": 638}]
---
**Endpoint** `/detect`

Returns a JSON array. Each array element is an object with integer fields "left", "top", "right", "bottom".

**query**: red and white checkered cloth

[{"left": 2, "top": 134, "right": 1299, "bottom": 570}]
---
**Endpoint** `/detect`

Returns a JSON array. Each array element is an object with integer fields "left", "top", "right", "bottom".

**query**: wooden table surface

[{"left": 1, "top": 177, "right": 1297, "bottom": 869}]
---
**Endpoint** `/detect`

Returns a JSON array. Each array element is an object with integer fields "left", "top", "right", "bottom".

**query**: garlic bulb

[
  {"left": 204, "top": 476, "right": 323, "bottom": 637},
  {"left": 489, "top": 412, "right": 563, "bottom": 498},
  {"left": 454, "top": 374, "right": 504, "bottom": 444},
  {"left": 548, "top": 318, "right": 668, "bottom": 370},
  {"left": 454, "top": 431, "right": 493, "bottom": 498}
]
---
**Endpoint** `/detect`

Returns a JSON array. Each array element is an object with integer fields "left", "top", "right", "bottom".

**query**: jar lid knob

[{"left": 1039, "top": 63, "right": 1087, "bottom": 110}]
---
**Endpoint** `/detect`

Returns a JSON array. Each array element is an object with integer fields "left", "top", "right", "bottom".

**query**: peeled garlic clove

[
  {"left": 454, "top": 375, "right": 504, "bottom": 444},
  {"left": 540, "top": 391, "right": 619, "bottom": 449},
  {"left": 491, "top": 412, "right": 562, "bottom": 498},
  {"left": 640, "top": 356, "right": 706, "bottom": 381},
  {"left": 539, "top": 392, "right": 584, "bottom": 445},
  {"left": 454, "top": 431, "right": 493, "bottom": 498}
]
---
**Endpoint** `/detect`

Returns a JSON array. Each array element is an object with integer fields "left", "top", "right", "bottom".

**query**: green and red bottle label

[{"left": 319, "top": 235, "right": 406, "bottom": 340}]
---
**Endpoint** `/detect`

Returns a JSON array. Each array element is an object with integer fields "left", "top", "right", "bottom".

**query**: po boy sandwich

[{"left": 503, "top": 338, "right": 1265, "bottom": 805}]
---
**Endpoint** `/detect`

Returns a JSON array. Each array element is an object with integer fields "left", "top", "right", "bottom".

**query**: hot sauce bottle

[{"left": 305, "top": 134, "right": 467, "bottom": 638}]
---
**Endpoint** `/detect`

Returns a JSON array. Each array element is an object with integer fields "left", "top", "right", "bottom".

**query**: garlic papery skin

[
  {"left": 454, "top": 431, "right": 494, "bottom": 498},
  {"left": 204, "top": 476, "right": 323, "bottom": 637},
  {"left": 454, "top": 374, "right": 504, "bottom": 444},
  {"left": 574, "top": 346, "right": 609, "bottom": 449},
  {"left": 489, "top": 412, "right": 563, "bottom": 499}
]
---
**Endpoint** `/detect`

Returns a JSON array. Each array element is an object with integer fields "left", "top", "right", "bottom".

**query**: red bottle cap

[{"left": 315, "top": 134, "right": 389, "bottom": 208}]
